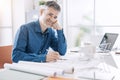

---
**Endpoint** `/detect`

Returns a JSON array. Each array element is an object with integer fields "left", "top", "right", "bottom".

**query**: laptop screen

[{"left": 99, "top": 33, "right": 118, "bottom": 51}]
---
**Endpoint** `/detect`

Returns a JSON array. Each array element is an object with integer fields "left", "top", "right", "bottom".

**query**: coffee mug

[{"left": 81, "top": 43, "right": 96, "bottom": 59}]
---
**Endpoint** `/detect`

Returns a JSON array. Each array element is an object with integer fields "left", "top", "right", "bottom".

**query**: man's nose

[{"left": 50, "top": 17, "right": 56, "bottom": 23}]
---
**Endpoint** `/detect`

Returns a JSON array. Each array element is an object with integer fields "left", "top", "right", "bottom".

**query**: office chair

[{"left": 0, "top": 45, "right": 12, "bottom": 68}]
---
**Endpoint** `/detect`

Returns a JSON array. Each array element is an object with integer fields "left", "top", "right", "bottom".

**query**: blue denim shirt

[{"left": 12, "top": 20, "right": 67, "bottom": 63}]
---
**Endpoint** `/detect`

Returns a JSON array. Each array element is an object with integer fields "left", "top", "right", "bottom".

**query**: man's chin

[{"left": 43, "top": 23, "right": 50, "bottom": 28}]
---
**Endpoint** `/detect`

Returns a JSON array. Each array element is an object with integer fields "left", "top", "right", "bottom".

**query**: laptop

[{"left": 98, "top": 33, "right": 118, "bottom": 53}]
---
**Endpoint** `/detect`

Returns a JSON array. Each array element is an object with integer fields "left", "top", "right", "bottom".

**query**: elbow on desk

[
  {"left": 59, "top": 49, "right": 67, "bottom": 56},
  {"left": 12, "top": 55, "right": 19, "bottom": 63},
  {"left": 59, "top": 44, "right": 67, "bottom": 56},
  {"left": 12, "top": 51, "right": 22, "bottom": 63}
]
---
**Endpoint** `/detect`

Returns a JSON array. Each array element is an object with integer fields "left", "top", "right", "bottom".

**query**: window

[
  {"left": 66, "top": 0, "right": 120, "bottom": 49},
  {"left": 66, "top": 0, "right": 94, "bottom": 48},
  {"left": 0, "top": 0, "right": 13, "bottom": 46}
]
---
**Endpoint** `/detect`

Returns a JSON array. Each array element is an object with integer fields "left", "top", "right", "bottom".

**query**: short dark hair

[{"left": 45, "top": 1, "right": 61, "bottom": 11}]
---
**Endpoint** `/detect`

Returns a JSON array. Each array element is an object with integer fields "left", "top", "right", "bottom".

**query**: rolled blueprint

[
  {"left": 19, "top": 61, "right": 74, "bottom": 74},
  {"left": 4, "top": 63, "right": 64, "bottom": 77}
]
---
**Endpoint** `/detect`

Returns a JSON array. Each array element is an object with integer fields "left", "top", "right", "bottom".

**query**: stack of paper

[
  {"left": 4, "top": 63, "right": 64, "bottom": 77},
  {"left": 18, "top": 61, "right": 74, "bottom": 74},
  {"left": 4, "top": 61, "right": 74, "bottom": 77}
]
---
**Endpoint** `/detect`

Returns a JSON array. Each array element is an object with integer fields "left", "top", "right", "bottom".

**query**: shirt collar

[{"left": 34, "top": 19, "right": 49, "bottom": 34}]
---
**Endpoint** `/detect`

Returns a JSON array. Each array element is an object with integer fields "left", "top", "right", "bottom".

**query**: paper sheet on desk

[
  {"left": 60, "top": 54, "right": 101, "bottom": 70},
  {"left": 76, "top": 70, "right": 114, "bottom": 80},
  {"left": 4, "top": 63, "right": 64, "bottom": 77},
  {"left": 60, "top": 53, "right": 79, "bottom": 60},
  {"left": 18, "top": 61, "right": 74, "bottom": 74}
]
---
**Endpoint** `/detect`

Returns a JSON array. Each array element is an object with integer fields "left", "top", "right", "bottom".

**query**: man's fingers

[
  {"left": 52, "top": 20, "right": 57, "bottom": 24},
  {"left": 46, "top": 51, "right": 60, "bottom": 62}
]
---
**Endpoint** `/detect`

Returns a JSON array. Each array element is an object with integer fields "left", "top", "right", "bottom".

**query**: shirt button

[{"left": 39, "top": 51, "right": 41, "bottom": 54}]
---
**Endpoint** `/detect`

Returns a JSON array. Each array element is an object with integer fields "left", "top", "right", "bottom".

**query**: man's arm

[
  {"left": 50, "top": 29, "right": 67, "bottom": 56},
  {"left": 50, "top": 21, "right": 67, "bottom": 55}
]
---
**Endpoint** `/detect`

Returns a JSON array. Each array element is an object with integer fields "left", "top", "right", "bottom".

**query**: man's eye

[
  {"left": 48, "top": 13, "right": 57, "bottom": 19},
  {"left": 48, "top": 14, "right": 53, "bottom": 17},
  {"left": 54, "top": 16, "right": 57, "bottom": 19}
]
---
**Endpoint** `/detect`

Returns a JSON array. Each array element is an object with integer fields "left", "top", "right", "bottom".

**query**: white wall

[
  {"left": 0, "top": 0, "right": 12, "bottom": 26},
  {"left": 0, "top": 0, "right": 13, "bottom": 46}
]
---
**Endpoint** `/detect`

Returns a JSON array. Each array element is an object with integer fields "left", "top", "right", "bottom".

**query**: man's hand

[
  {"left": 52, "top": 21, "right": 62, "bottom": 30},
  {"left": 46, "top": 51, "right": 60, "bottom": 62}
]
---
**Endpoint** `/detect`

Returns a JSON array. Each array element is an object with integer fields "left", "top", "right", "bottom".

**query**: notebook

[{"left": 98, "top": 33, "right": 118, "bottom": 53}]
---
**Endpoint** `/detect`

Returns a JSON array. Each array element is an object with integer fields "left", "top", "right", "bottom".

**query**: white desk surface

[
  {"left": 1, "top": 52, "right": 120, "bottom": 80},
  {"left": 0, "top": 69, "right": 44, "bottom": 80}
]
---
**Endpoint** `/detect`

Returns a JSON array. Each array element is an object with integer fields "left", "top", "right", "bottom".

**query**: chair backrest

[{"left": 0, "top": 45, "right": 12, "bottom": 68}]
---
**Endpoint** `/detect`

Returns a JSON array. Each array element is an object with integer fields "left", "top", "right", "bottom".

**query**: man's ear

[{"left": 40, "top": 8, "right": 44, "bottom": 16}]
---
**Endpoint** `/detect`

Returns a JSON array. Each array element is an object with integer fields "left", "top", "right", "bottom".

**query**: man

[{"left": 12, "top": 1, "right": 67, "bottom": 63}]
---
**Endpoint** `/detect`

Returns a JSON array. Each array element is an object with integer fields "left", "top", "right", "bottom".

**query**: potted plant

[{"left": 39, "top": 0, "right": 46, "bottom": 6}]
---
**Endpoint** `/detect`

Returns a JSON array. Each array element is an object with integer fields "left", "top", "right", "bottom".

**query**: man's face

[{"left": 40, "top": 7, "right": 59, "bottom": 27}]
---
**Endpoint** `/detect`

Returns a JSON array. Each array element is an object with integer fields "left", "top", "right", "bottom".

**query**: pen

[
  {"left": 70, "top": 51, "right": 79, "bottom": 53},
  {"left": 112, "top": 76, "right": 115, "bottom": 80},
  {"left": 59, "top": 58, "right": 67, "bottom": 60},
  {"left": 39, "top": 77, "right": 46, "bottom": 80},
  {"left": 93, "top": 72, "right": 95, "bottom": 80},
  {"left": 78, "top": 76, "right": 99, "bottom": 80}
]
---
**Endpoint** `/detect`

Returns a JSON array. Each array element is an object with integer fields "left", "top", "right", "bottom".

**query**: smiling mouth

[
  {"left": 47, "top": 20, "right": 54, "bottom": 26},
  {"left": 47, "top": 19, "right": 52, "bottom": 26},
  {"left": 47, "top": 19, "right": 57, "bottom": 26}
]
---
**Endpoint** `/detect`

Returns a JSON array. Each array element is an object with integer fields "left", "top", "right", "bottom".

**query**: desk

[
  {"left": 0, "top": 69, "right": 44, "bottom": 80},
  {"left": 0, "top": 52, "right": 120, "bottom": 80},
  {"left": 110, "top": 51, "right": 120, "bottom": 69}
]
